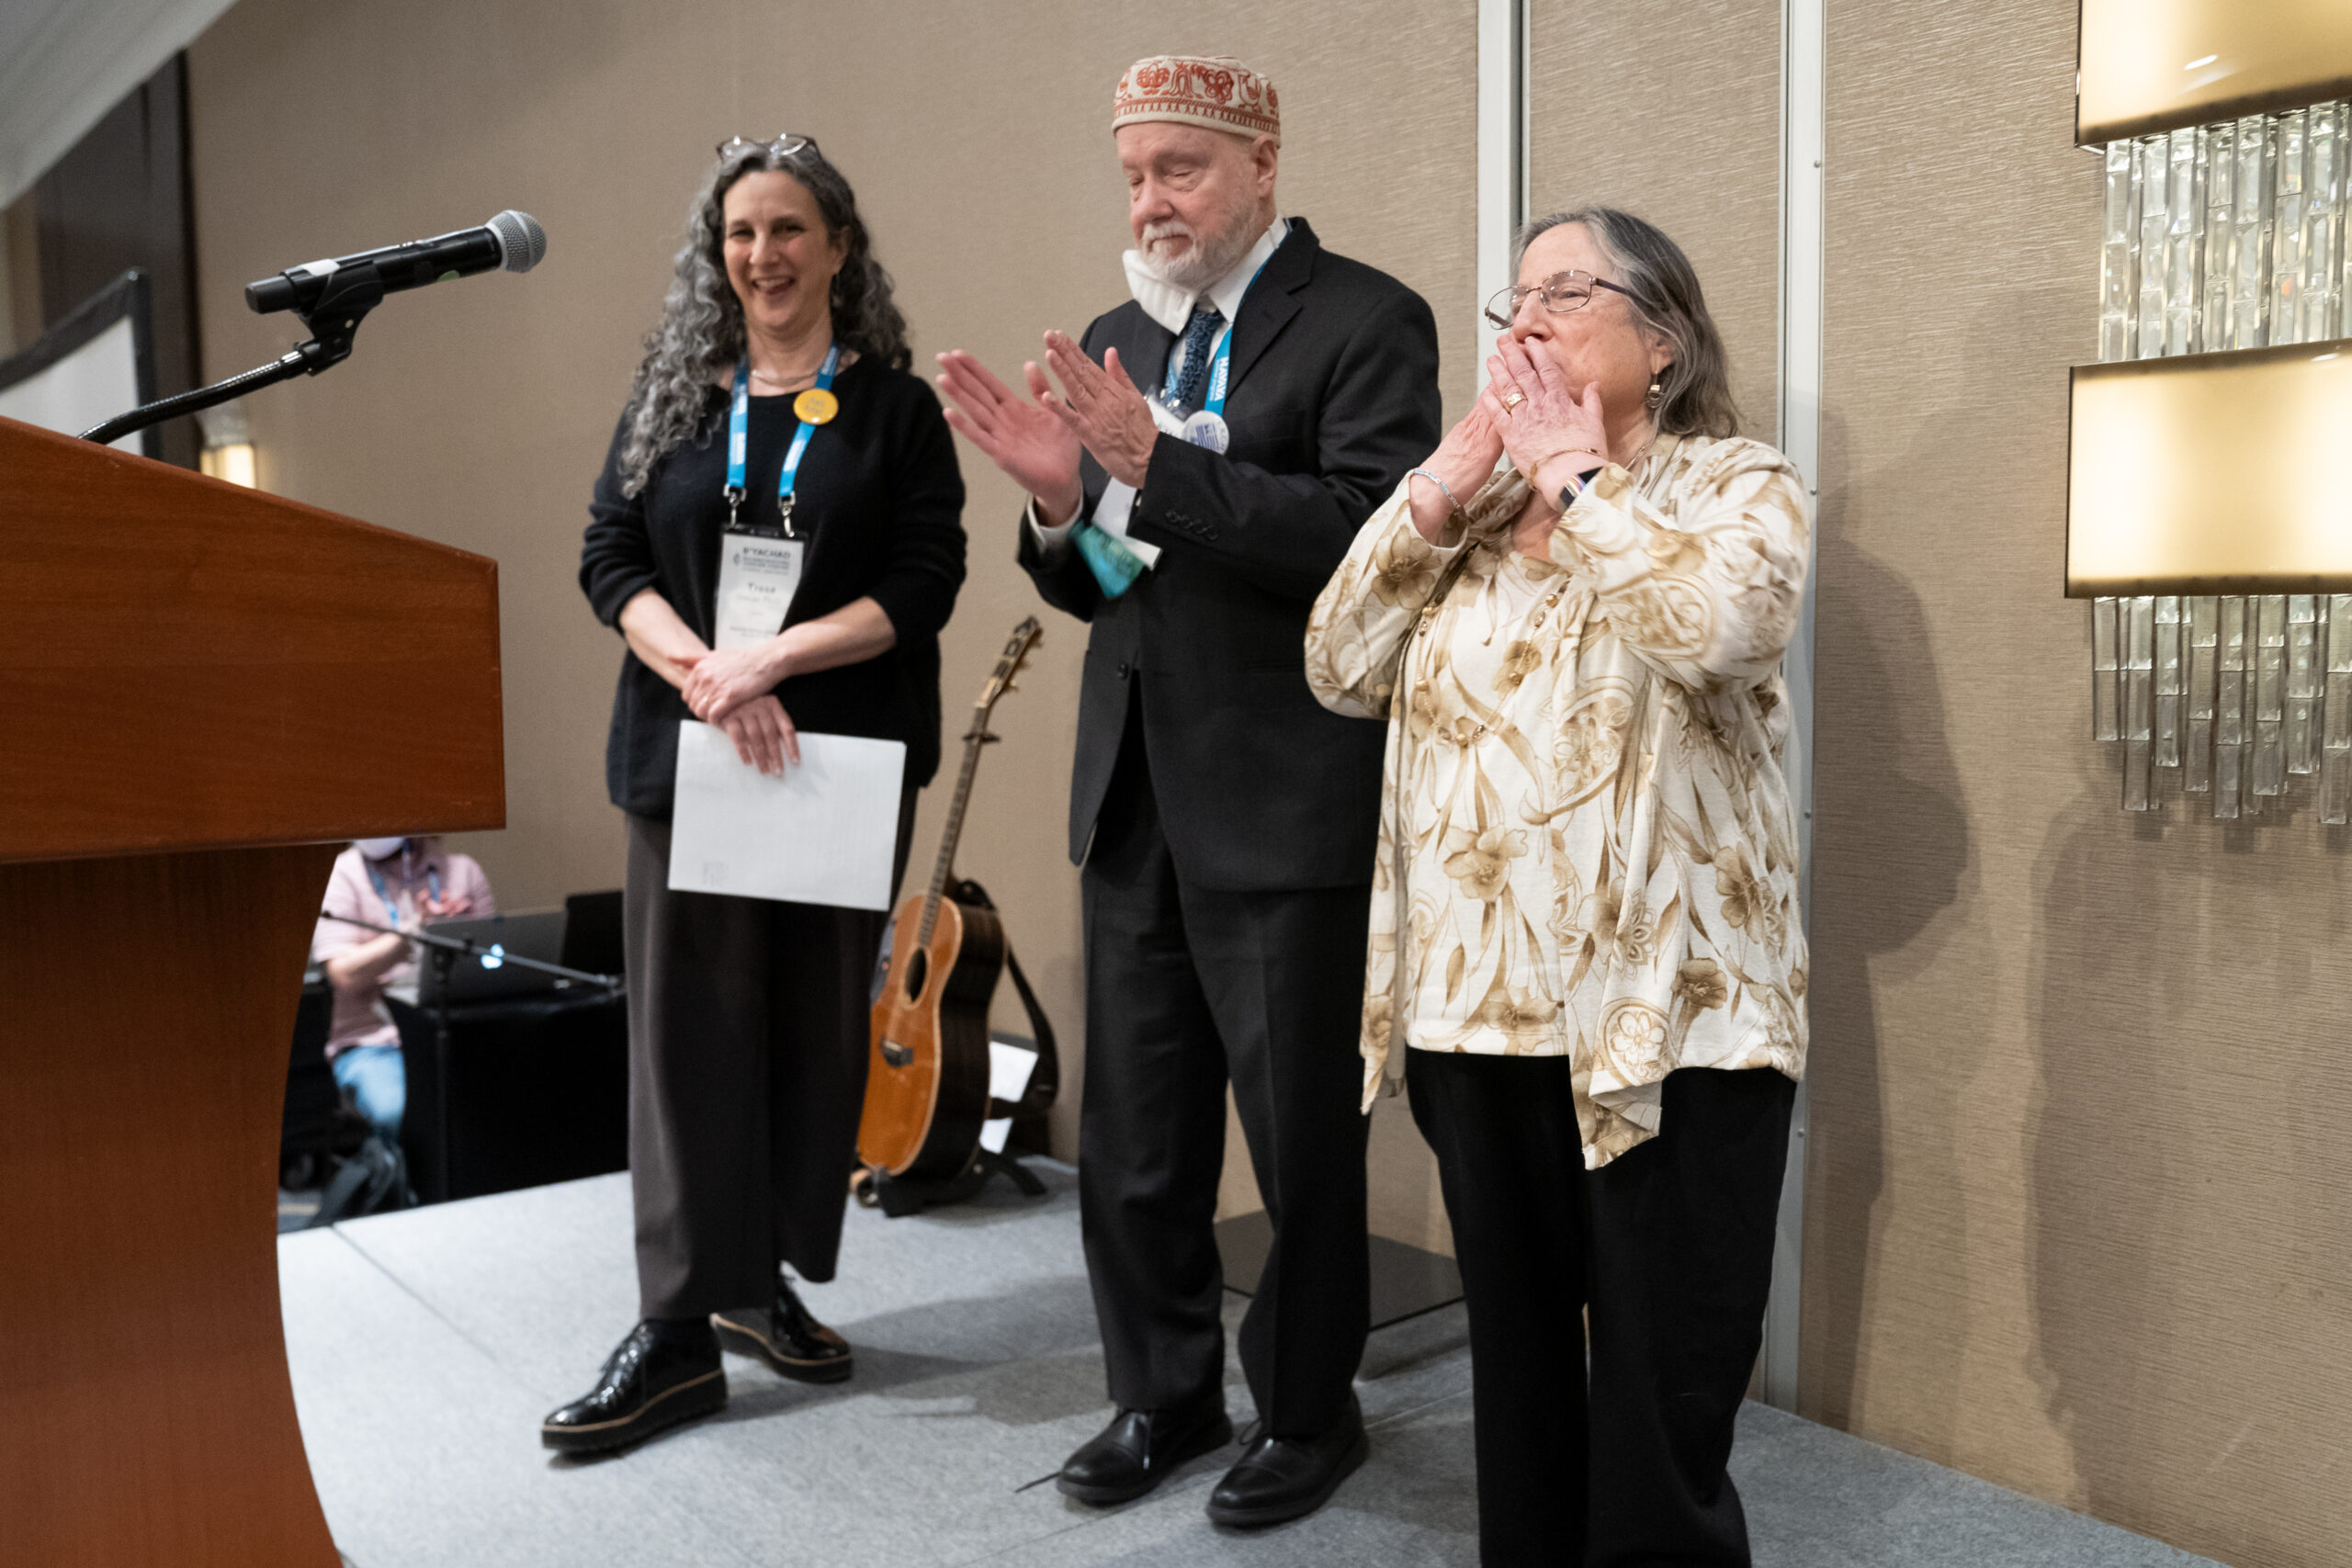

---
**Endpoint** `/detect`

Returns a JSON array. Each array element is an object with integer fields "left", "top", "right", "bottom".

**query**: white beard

[{"left": 1136, "top": 208, "right": 1259, "bottom": 294}]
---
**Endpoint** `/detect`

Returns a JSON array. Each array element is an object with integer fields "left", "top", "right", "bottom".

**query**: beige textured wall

[
  {"left": 186, "top": 0, "right": 1473, "bottom": 1209},
  {"left": 1801, "top": 3, "right": 2352, "bottom": 1564},
  {"left": 1528, "top": 0, "right": 1781, "bottom": 442}
]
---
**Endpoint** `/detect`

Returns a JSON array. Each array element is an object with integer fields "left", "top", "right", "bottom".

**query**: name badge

[
  {"left": 714, "top": 531, "right": 806, "bottom": 650},
  {"left": 1146, "top": 394, "right": 1188, "bottom": 438},
  {"left": 1182, "top": 410, "right": 1230, "bottom": 453}
]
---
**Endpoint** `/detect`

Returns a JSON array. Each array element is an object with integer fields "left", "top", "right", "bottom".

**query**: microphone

[{"left": 244, "top": 209, "right": 547, "bottom": 315}]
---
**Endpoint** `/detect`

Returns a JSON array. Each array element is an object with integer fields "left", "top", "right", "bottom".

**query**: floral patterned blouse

[{"left": 1304, "top": 433, "right": 1811, "bottom": 1168}]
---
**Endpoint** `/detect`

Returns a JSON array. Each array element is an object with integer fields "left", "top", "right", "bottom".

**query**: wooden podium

[{"left": 0, "top": 415, "right": 503, "bottom": 1566}]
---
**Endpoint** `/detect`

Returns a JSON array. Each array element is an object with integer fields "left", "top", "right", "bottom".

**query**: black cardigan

[{"left": 580, "top": 356, "right": 967, "bottom": 818}]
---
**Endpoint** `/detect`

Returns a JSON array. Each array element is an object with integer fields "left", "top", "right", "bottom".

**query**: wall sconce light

[
  {"left": 195, "top": 399, "right": 256, "bottom": 488},
  {"left": 2068, "top": 342, "right": 2352, "bottom": 597},
  {"left": 2078, "top": 0, "right": 2352, "bottom": 144},
  {"left": 2071, "top": 72, "right": 2352, "bottom": 822}
]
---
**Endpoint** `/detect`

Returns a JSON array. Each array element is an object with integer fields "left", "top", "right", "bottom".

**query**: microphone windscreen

[{"left": 487, "top": 210, "right": 548, "bottom": 273}]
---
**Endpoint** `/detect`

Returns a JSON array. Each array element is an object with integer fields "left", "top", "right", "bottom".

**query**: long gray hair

[
  {"left": 616, "top": 143, "right": 910, "bottom": 496},
  {"left": 1514, "top": 206, "right": 1741, "bottom": 440}
]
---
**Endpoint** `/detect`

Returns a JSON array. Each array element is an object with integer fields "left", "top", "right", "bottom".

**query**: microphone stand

[
  {"left": 322, "top": 908, "right": 623, "bottom": 1203},
  {"left": 81, "top": 263, "right": 390, "bottom": 448}
]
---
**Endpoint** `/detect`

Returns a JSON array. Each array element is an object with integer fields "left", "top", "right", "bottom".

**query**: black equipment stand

[
  {"left": 81, "top": 263, "right": 390, "bottom": 447},
  {"left": 321, "top": 908, "right": 622, "bottom": 1205},
  {"left": 859, "top": 1145, "right": 1047, "bottom": 1218}
]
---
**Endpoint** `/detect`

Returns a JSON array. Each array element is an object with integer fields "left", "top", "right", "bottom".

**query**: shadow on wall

[
  {"left": 1801, "top": 408, "right": 1975, "bottom": 1440},
  {"left": 2025, "top": 783, "right": 2352, "bottom": 1559}
]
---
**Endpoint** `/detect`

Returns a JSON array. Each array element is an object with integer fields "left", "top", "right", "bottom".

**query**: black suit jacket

[{"left": 1018, "top": 219, "right": 1442, "bottom": 892}]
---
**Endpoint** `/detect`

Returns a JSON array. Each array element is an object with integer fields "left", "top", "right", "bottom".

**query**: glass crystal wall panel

[
  {"left": 2187, "top": 595, "right": 2218, "bottom": 792},
  {"left": 2166, "top": 134, "right": 2202, "bottom": 354},
  {"left": 2288, "top": 594, "right": 2322, "bottom": 772},
  {"left": 2255, "top": 594, "right": 2289, "bottom": 795},
  {"left": 2125, "top": 594, "right": 2155, "bottom": 809},
  {"left": 2138, "top": 137, "right": 2172, "bottom": 359},
  {"left": 2275, "top": 110, "right": 2310, "bottom": 341},
  {"left": 2304, "top": 107, "right": 2344, "bottom": 341},
  {"left": 2200, "top": 123, "right": 2233, "bottom": 352},
  {"left": 2154, "top": 595, "right": 2185, "bottom": 767},
  {"left": 2087, "top": 102, "right": 2352, "bottom": 819},
  {"left": 2102, "top": 142, "right": 2139, "bottom": 361},
  {"left": 2093, "top": 596, "right": 2121, "bottom": 739},
  {"left": 2144, "top": 136, "right": 2173, "bottom": 359},
  {"left": 2232, "top": 117, "right": 2272, "bottom": 349},
  {"left": 2325, "top": 594, "right": 2352, "bottom": 823}
]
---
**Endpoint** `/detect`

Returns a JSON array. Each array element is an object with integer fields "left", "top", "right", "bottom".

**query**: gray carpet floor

[{"left": 279, "top": 1166, "right": 2220, "bottom": 1568}]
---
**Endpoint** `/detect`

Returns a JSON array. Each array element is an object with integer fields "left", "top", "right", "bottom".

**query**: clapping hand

[
  {"left": 1037, "top": 332, "right": 1158, "bottom": 492},
  {"left": 1481, "top": 333, "right": 1609, "bottom": 490},
  {"left": 936, "top": 351, "right": 1086, "bottom": 524}
]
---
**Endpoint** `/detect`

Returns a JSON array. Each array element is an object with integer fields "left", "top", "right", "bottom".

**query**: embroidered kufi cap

[{"left": 1113, "top": 55, "right": 1281, "bottom": 145}]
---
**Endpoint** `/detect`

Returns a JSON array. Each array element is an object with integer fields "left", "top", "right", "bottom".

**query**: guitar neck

[{"left": 914, "top": 720, "right": 988, "bottom": 945}]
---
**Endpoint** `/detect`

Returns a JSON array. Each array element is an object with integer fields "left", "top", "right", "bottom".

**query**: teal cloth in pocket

[{"left": 1073, "top": 520, "right": 1148, "bottom": 599}]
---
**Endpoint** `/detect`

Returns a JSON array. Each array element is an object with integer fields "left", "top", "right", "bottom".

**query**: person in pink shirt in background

[{"left": 311, "top": 836, "right": 495, "bottom": 1139}]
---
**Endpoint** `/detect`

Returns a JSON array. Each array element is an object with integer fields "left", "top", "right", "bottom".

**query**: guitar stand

[{"left": 859, "top": 1146, "right": 1048, "bottom": 1217}]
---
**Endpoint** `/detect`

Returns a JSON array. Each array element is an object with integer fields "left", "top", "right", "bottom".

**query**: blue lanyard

[
  {"left": 1161, "top": 257, "right": 1272, "bottom": 419},
  {"left": 365, "top": 853, "right": 441, "bottom": 928},
  {"left": 727, "top": 343, "right": 840, "bottom": 536}
]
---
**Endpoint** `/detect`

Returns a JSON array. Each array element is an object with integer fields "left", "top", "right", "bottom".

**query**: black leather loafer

[
  {"left": 711, "top": 1274, "right": 853, "bottom": 1384},
  {"left": 540, "top": 1320, "right": 726, "bottom": 1454},
  {"left": 1205, "top": 1394, "right": 1370, "bottom": 1528},
  {"left": 1057, "top": 1400, "right": 1234, "bottom": 1505}
]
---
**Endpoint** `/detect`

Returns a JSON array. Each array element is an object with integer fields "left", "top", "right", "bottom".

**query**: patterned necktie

[{"left": 1166, "top": 302, "right": 1227, "bottom": 418}]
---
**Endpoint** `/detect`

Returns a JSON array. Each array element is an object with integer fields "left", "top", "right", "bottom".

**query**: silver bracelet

[{"left": 1407, "top": 467, "right": 1463, "bottom": 513}]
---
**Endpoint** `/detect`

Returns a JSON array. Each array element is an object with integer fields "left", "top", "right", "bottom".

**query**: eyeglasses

[
  {"left": 1483, "top": 270, "right": 1636, "bottom": 329},
  {"left": 716, "top": 134, "right": 820, "bottom": 163}
]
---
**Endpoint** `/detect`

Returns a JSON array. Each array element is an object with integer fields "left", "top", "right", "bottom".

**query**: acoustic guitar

[{"left": 858, "top": 616, "right": 1047, "bottom": 1180}]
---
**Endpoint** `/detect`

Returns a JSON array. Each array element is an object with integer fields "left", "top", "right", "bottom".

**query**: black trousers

[
  {"left": 1079, "top": 710, "right": 1372, "bottom": 1436},
  {"left": 1407, "top": 1052, "right": 1794, "bottom": 1568},
  {"left": 623, "top": 808, "right": 904, "bottom": 1319}
]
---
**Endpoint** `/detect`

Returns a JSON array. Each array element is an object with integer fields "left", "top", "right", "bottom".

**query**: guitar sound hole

[{"left": 902, "top": 948, "right": 929, "bottom": 1000}]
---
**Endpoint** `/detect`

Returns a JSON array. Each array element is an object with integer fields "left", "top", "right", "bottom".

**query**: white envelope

[{"left": 667, "top": 721, "right": 905, "bottom": 910}]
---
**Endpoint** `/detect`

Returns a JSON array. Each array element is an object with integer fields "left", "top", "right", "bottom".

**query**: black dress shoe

[
  {"left": 540, "top": 1319, "right": 726, "bottom": 1454},
  {"left": 1205, "top": 1394, "right": 1370, "bottom": 1528},
  {"left": 1057, "top": 1400, "right": 1235, "bottom": 1505},
  {"left": 711, "top": 1274, "right": 853, "bottom": 1384}
]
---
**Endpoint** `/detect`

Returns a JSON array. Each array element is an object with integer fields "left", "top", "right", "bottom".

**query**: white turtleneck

[{"left": 1028, "top": 217, "right": 1291, "bottom": 567}]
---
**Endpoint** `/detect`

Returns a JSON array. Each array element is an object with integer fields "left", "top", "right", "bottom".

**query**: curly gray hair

[
  {"left": 1513, "top": 206, "right": 1741, "bottom": 441},
  {"left": 616, "top": 143, "right": 910, "bottom": 496}
]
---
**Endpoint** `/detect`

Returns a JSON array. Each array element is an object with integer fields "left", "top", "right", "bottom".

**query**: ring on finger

[{"left": 1501, "top": 390, "right": 1527, "bottom": 413}]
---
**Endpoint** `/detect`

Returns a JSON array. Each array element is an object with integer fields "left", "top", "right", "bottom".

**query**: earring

[{"left": 1645, "top": 378, "right": 1664, "bottom": 413}]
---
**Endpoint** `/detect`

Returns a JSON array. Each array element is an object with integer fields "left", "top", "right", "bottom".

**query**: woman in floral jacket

[{"left": 1305, "top": 207, "right": 1809, "bottom": 1567}]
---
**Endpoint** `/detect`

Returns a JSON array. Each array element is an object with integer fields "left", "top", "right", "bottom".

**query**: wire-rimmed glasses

[
  {"left": 717, "top": 134, "right": 820, "bottom": 163},
  {"left": 1482, "top": 270, "right": 1636, "bottom": 329}
]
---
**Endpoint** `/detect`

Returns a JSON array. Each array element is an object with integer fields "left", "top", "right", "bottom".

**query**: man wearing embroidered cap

[{"left": 938, "top": 55, "right": 1440, "bottom": 1528}]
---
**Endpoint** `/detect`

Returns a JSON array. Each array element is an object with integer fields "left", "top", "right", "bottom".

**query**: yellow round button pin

[{"left": 794, "top": 387, "right": 840, "bottom": 424}]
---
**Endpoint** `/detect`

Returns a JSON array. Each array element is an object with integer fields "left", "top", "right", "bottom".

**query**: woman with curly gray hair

[{"left": 556, "top": 136, "right": 966, "bottom": 1453}]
